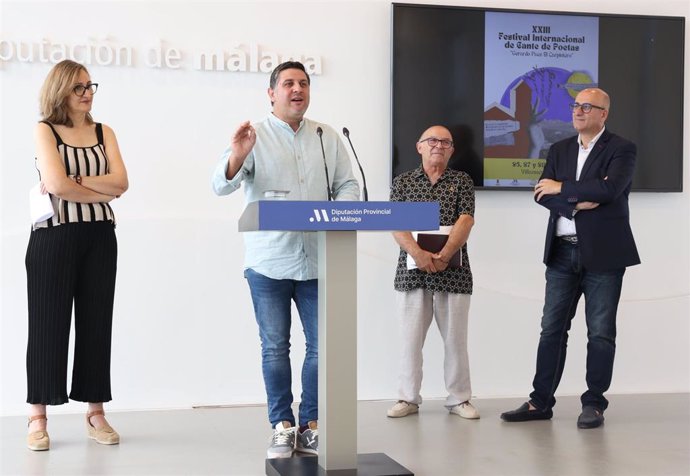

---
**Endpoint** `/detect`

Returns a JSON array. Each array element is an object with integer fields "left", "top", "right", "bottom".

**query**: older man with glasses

[
  {"left": 501, "top": 87, "right": 640, "bottom": 429},
  {"left": 387, "top": 125, "right": 480, "bottom": 420}
]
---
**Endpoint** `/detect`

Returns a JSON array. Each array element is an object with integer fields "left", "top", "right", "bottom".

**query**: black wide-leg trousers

[{"left": 25, "top": 221, "right": 117, "bottom": 405}]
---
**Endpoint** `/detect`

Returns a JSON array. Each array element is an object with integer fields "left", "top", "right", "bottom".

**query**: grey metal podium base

[{"left": 266, "top": 453, "right": 414, "bottom": 476}]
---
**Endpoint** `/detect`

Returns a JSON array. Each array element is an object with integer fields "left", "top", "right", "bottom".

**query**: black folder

[{"left": 416, "top": 233, "right": 462, "bottom": 268}]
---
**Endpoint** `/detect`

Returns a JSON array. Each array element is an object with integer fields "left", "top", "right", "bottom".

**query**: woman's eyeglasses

[{"left": 73, "top": 83, "right": 98, "bottom": 97}]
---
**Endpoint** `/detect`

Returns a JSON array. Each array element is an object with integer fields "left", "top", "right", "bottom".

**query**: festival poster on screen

[{"left": 483, "top": 12, "right": 599, "bottom": 187}]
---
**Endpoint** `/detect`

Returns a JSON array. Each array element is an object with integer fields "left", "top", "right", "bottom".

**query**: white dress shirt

[{"left": 556, "top": 127, "right": 606, "bottom": 237}]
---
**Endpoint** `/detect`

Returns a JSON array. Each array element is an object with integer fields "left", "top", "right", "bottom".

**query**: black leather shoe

[
  {"left": 500, "top": 402, "right": 553, "bottom": 422},
  {"left": 577, "top": 406, "right": 604, "bottom": 429}
]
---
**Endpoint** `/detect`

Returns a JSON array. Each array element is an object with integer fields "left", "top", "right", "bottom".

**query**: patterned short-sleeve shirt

[{"left": 390, "top": 166, "right": 474, "bottom": 295}]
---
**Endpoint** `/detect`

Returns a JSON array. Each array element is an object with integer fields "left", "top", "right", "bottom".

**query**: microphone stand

[
  {"left": 316, "top": 127, "right": 332, "bottom": 201},
  {"left": 316, "top": 126, "right": 333, "bottom": 202},
  {"left": 342, "top": 127, "right": 368, "bottom": 201}
]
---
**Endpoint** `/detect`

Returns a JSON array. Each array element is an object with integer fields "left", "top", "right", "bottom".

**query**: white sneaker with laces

[
  {"left": 267, "top": 421, "right": 296, "bottom": 459},
  {"left": 449, "top": 401, "right": 480, "bottom": 419},
  {"left": 387, "top": 400, "right": 419, "bottom": 418}
]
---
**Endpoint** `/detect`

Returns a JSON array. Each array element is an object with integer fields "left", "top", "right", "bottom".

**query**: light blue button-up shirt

[{"left": 212, "top": 113, "right": 360, "bottom": 280}]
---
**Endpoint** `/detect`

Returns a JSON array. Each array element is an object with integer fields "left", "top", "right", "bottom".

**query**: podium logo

[{"left": 309, "top": 209, "right": 330, "bottom": 223}]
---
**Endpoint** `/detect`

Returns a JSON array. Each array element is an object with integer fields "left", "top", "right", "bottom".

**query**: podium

[{"left": 239, "top": 200, "right": 439, "bottom": 475}]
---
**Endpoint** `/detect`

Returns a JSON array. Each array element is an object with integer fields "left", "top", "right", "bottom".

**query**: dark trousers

[
  {"left": 530, "top": 240, "right": 624, "bottom": 412},
  {"left": 25, "top": 222, "right": 117, "bottom": 405}
]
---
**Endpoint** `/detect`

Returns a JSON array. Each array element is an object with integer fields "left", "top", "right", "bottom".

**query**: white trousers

[{"left": 396, "top": 289, "right": 472, "bottom": 407}]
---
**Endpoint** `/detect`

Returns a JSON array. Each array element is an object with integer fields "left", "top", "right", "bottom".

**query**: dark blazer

[{"left": 536, "top": 129, "right": 640, "bottom": 272}]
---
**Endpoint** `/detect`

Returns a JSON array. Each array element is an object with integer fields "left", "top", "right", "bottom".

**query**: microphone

[
  {"left": 316, "top": 127, "right": 332, "bottom": 201},
  {"left": 342, "top": 127, "right": 368, "bottom": 201}
]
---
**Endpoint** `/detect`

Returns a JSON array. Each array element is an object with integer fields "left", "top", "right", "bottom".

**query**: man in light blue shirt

[{"left": 211, "top": 61, "right": 359, "bottom": 459}]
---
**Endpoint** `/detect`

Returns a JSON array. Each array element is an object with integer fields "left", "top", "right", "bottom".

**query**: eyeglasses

[
  {"left": 72, "top": 83, "right": 98, "bottom": 97},
  {"left": 418, "top": 137, "right": 454, "bottom": 149},
  {"left": 569, "top": 102, "right": 605, "bottom": 113}
]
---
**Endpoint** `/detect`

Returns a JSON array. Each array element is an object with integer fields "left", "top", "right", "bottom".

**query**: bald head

[
  {"left": 577, "top": 88, "right": 610, "bottom": 111},
  {"left": 418, "top": 125, "right": 453, "bottom": 143},
  {"left": 416, "top": 125, "right": 454, "bottom": 173},
  {"left": 572, "top": 88, "right": 610, "bottom": 138}
]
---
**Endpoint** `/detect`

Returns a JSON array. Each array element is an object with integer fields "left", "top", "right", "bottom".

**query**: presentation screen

[{"left": 392, "top": 3, "right": 685, "bottom": 191}]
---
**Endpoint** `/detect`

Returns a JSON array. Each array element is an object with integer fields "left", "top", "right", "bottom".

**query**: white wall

[{"left": 1, "top": 0, "right": 688, "bottom": 417}]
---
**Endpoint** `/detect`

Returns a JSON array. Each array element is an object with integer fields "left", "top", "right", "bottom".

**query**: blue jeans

[
  {"left": 244, "top": 268, "right": 318, "bottom": 428},
  {"left": 530, "top": 240, "right": 624, "bottom": 412}
]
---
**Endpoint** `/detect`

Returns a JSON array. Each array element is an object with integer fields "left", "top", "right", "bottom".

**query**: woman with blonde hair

[{"left": 26, "top": 59, "right": 128, "bottom": 451}]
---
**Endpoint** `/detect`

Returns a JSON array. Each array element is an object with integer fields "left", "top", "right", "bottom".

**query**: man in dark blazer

[{"left": 501, "top": 88, "right": 640, "bottom": 429}]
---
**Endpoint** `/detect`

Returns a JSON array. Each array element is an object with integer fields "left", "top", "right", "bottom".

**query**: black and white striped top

[{"left": 34, "top": 121, "right": 116, "bottom": 230}]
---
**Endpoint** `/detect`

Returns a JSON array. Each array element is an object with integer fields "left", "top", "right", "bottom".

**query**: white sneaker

[
  {"left": 267, "top": 421, "right": 296, "bottom": 458},
  {"left": 387, "top": 400, "right": 419, "bottom": 418},
  {"left": 449, "top": 401, "right": 480, "bottom": 419}
]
